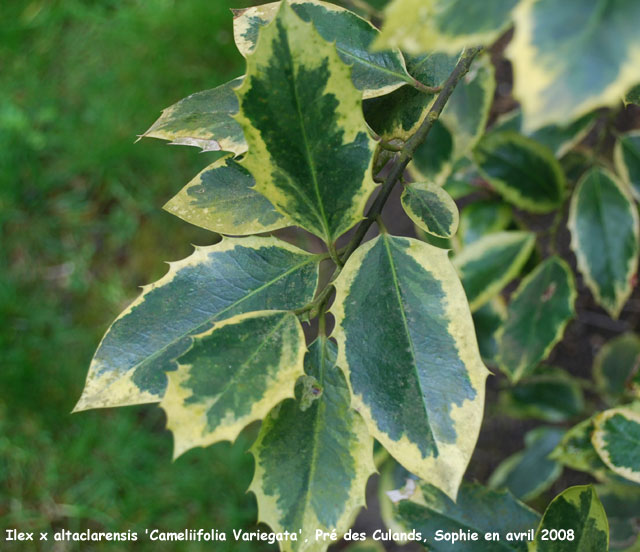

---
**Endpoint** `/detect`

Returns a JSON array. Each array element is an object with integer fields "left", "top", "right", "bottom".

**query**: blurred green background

[{"left": 0, "top": 0, "right": 274, "bottom": 549}]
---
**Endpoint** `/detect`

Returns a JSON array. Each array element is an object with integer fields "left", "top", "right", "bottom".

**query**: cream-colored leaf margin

[
  {"left": 401, "top": 182, "right": 459, "bottom": 239},
  {"left": 332, "top": 235, "right": 489, "bottom": 500},
  {"left": 234, "top": 1, "right": 377, "bottom": 243},
  {"left": 568, "top": 168, "right": 639, "bottom": 319},
  {"left": 74, "top": 236, "right": 319, "bottom": 412},
  {"left": 592, "top": 406, "right": 640, "bottom": 485},
  {"left": 508, "top": 0, "right": 640, "bottom": 131},
  {"left": 162, "top": 310, "right": 306, "bottom": 459},
  {"left": 375, "top": 0, "right": 516, "bottom": 55},
  {"left": 454, "top": 230, "right": 536, "bottom": 312},
  {"left": 233, "top": 0, "right": 408, "bottom": 99},
  {"left": 163, "top": 155, "right": 291, "bottom": 236}
]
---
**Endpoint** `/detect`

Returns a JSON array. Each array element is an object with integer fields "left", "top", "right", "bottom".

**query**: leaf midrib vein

[{"left": 381, "top": 235, "right": 436, "bottom": 453}]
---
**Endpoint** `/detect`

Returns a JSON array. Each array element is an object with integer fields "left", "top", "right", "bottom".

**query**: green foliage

[{"left": 69, "top": 0, "right": 640, "bottom": 549}]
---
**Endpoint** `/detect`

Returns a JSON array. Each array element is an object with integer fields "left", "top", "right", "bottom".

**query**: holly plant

[{"left": 75, "top": 1, "right": 640, "bottom": 551}]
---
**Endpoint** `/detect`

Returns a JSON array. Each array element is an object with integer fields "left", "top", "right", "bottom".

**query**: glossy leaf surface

[
  {"left": 233, "top": 0, "right": 412, "bottom": 98},
  {"left": 333, "top": 234, "right": 488, "bottom": 498},
  {"left": 377, "top": 0, "right": 519, "bottom": 54},
  {"left": 474, "top": 131, "right": 565, "bottom": 213},
  {"left": 250, "top": 338, "right": 375, "bottom": 551},
  {"left": 162, "top": 311, "right": 305, "bottom": 457},
  {"left": 75, "top": 237, "right": 319, "bottom": 411},
  {"left": 497, "top": 257, "right": 576, "bottom": 383},
  {"left": 401, "top": 182, "right": 459, "bottom": 238},
  {"left": 501, "top": 367, "right": 584, "bottom": 422},
  {"left": 568, "top": 168, "right": 639, "bottom": 318},
  {"left": 454, "top": 231, "right": 535, "bottom": 312},
  {"left": 164, "top": 154, "right": 290, "bottom": 235},
  {"left": 236, "top": 2, "right": 376, "bottom": 243},
  {"left": 509, "top": 0, "right": 640, "bottom": 130}
]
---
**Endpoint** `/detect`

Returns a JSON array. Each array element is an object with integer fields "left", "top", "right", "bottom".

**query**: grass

[{"left": 0, "top": 0, "right": 276, "bottom": 549}]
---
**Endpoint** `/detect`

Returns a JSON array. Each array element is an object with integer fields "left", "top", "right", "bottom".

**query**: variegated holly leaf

[
  {"left": 74, "top": 237, "right": 319, "bottom": 411},
  {"left": 508, "top": 0, "right": 640, "bottom": 131},
  {"left": 164, "top": 154, "right": 290, "bottom": 235},
  {"left": 233, "top": 0, "right": 412, "bottom": 99},
  {"left": 235, "top": 2, "right": 376, "bottom": 244},
  {"left": 249, "top": 338, "right": 375, "bottom": 551},
  {"left": 162, "top": 311, "right": 305, "bottom": 457},
  {"left": 594, "top": 334, "right": 640, "bottom": 403},
  {"left": 459, "top": 200, "right": 512, "bottom": 246},
  {"left": 473, "top": 298, "right": 506, "bottom": 365},
  {"left": 488, "top": 427, "right": 564, "bottom": 502},
  {"left": 454, "top": 231, "right": 536, "bottom": 312},
  {"left": 140, "top": 77, "right": 246, "bottom": 155},
  {"left": 332, "top": 234, "right": 488, "bottom": 499},
  {"left": 376, "top": 0, "right": 519, "bottom": 55},
  {"left": 411, "top": 55, "right": 495, "bottom": 182},
  {"left": 363, "top": 51, "right": 459, "bottom": 142},
  {"left": 490, "top": 108, "right": 597, "bottom": 158},
  {"left": 593, "top": 406, "right": 640, "bottom": 485},
  {"left": 474, "top": 131, "right": 566, "bottom": 213},
  {"left": 568, "top": 168, "right": 639, "bottom": 318},
  {"left": 500, "top": 366, "right": 585, "bottom": 422},
  {"left": 389, "top": 481, "right": 540, "bottom": 551},
  {"left": 614, "top": 131, "right": 640, "bottom": 201},
  {"left": 401, "top": 182, "right": 459, "bottom": 238},
  {"left": 549, "top": 418, "right": 611, "bottom": 479},
  {"left": 535, "top": 485, "right": 609, "bottom": 552},
  {"left": 497, "top": 257, "right": 576, "bottom": 383}
]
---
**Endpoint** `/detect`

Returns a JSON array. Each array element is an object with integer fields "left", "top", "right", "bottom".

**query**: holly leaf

[
  {"left": 376, "top": 0, "right": 519, "bottom": 55},
  {"left": 363, "top": 51, "right": 459, "bottom": 142},
  {"left": 389, "top": 481, "right": 540, "bottom": 551},
  {"left": 459, "top": 200, "right": 512, "bottom": 247},
  {"left": 593, "top": 334, "right": 640, "bottom": 403},
  {"left": 625, "top": 84, "right": 640, "bottom": 107},
  {"left": 249, "top": 338, "right": 375, "bottom": 551},
  {"left": 235, "top": 2, "right": 376, "bottom": 244},
  {"left": 497, "top": 256, "right": 576, "bottom": 383},
  {"left": 454, "top": 231, "right": 536, "bottom": 312},
  {"left": 161, "top": 311, "right": 305, "bottom": 457},
  {"left": 140, "top": 77, "right": 246, "bottom": 155},
  {"left": 500, "top": 367, "right": 585, "bottom": 422},
  {"left": 332, "top": 234, "right": 488, "bottom": 499},
  {"left": 474, "top": 131, "right": 566, "bottom": 213},
  {"left": 534, "top": 485, "right": 609, "bottom": 552},
  {"left": 568, "top": 168, "right": 639, "bottom": 318},
  {"left": 593, "top": 406, "right": 640, "bottom": 485},
  {"left": 508, "top": 0, "right": 640, "bottom": 130},
  {"left": 401, "top": 182, "right": 459, "bottom": 238},
  {"left": 488, "top": 427, "right": 564, "bottom": 502},
  {"left": 164, "top": 154, "right": 290, "bottom": 235},
  {"left": 74, "top": 237, "right": 319, "bottom": 411},
  {"left": 614, "top": 131, "right": 640, "bottom": 202},
  {"left": 233, "top": 0, "right": 412, "bottom": 99}
]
